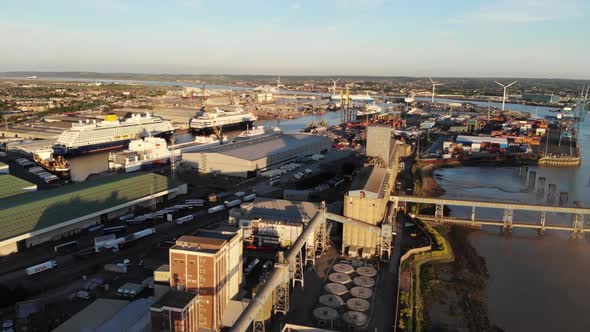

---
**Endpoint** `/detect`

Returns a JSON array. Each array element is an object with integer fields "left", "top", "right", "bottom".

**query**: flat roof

[
  {"left": 54, "top": 298, "right": 129, "bottom": 332},
  {"left": 349, "top": 167, "right": 388, "bottom": 198},
  {"left": 0, "top": 172, "right": 180, "bottom": 243},
  {"left": 151, "top": 290, "right": 198, "bottom": 310},
  {"left": 200, "top": 133, "right": 329, "bottom": 161},
  {"left": 248, "top": 198, "right": 318, "bottom": 223},
  {"left": 0, "top": 175, "right": 36, "bottom": 199}
]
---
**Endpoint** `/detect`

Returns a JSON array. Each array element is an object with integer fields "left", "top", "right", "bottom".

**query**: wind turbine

[
  {"left": 494, "top": 80, "right": 518, "bottom": 112},
  {"left": 276, "top": 76, "right": 285, "bottom": 90},
  {"left": 429, "top": 77, "right": 443, "bottom": 103},
  {"left": 330, "top": 77, "right": 341, "bottom": 96}
]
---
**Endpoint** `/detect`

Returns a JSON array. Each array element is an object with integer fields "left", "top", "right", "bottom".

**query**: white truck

[
  {"left": 25, "top": 260, "right": 58, "bottom": 276},
  {"left": 128, "top": 228, "right": 155, "bottom": 240}
]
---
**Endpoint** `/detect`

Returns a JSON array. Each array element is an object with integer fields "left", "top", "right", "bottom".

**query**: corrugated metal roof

[
  {"left": 0, "top": 172, "right": 179, "bottom": 242},
  {"left": 202, "top": 133, "right": 330, "bottom": 161},
  {"left": 0, "top": 175, "right": 35, "bottom": 199},
  {"left": 248, "top": 198, "right": 318, "bottom": 222},
  {"left": 96, "top": 297, "right": 155, "bottom": 332},
  {"left": 53, "top": 299, "right": 129, "bottom": 332}
]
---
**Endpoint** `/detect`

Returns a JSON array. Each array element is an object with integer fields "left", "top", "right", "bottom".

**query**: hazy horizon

[{"left": 1, "top": 0, "right": 589, "bottom": 79}]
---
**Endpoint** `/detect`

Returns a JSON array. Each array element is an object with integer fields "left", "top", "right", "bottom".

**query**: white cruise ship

[
  {"left": 53, "top": 113, "right": 175, "bottom": 156},
  {"left": 189, "top": 107, "right": 257, "bottom": 132}
]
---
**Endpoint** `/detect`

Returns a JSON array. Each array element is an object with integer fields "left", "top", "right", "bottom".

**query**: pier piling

[
  {"left": 528, "top": 171, "right": 536, "bottom": 189},
  {"left": 547, "top": 184, "right": 557, "bottom": 204},
  {"left": 559, "top": 192, "right": 569, "bottom": 207},
  {"left": 537, "top": 177, "right": 546, "bottom": 195}
]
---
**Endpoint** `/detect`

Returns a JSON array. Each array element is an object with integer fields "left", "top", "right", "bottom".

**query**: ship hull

[
  {"left": 53, "top": 131, "right": 173, "bottom": 156},
  {"left": 190, "top": 120, "right": 255, "bottom": 134}
]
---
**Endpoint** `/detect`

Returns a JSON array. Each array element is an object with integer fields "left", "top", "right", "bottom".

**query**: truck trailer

[{"left": 25, "top": 260, "right": 58, "bottom": 276}]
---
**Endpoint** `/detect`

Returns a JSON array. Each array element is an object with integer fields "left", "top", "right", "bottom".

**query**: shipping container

[
  {"left": 25, "top": 260, "right": 57, "bottom": 276},
  {"left": 103, "top": 225, "right": 127, "bottom": 235},
  {"left": 176, "top": 215, "right": 194, "bottom": 224},
  {"left": 208, "top": 205, "right": 225, "bottom": 214},
  {"left": 243, "top": 194, "right": 256, "bottom": 202},
  {"left": 225, "top": 199, "right": 242, "bottom": 208},
  {"left": 119, "top": 213, "right": 135, "bottom": 222}
]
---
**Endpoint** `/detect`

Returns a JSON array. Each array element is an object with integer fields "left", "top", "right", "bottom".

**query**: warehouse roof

[
  {"left": 247, "top": 198, "right": 318, "bottom": 222},
  {"left": 0, "top": 175, "right": 36, "bottom": 199},
  {"left": 349, "top": 167, "right": 388, "bottom": 199},
  {"left": 54, "top": 299, "right": 129, "bottom": 332},
  {"left": 203, "top": 133, "right": 330, "bottom": 161},
  {"left": 0, "top": 172, "right": 180, "bottom": 243}
]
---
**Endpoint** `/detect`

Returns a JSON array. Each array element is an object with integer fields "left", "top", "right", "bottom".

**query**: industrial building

[
  {"left": 182, "top": 133, "right": 331, "bottom": 177},
  {"left": 235, "top": 198, "right": 319, "bottom": 247},
  {"left": 0, "top": 173, "right": 186, "bottom": 255},
  {"left": 167, "top": 226, "right": 243, "bottom": 331},
  {"left": 54, "top": 298, "right": 154, "bottom": 332},
  {"left": 522, "top": 93, "right": 561, "bottom": 104},
  {"left": 342, "top": 167, "right": 391, "bottom": 257},
  {"left": 366, "top": 126, "right": 395, "bottom": 167}
]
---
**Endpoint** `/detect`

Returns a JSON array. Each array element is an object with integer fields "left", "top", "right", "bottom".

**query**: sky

[{"left": 0, "top": 0, "right": 589, "bottom": 78}]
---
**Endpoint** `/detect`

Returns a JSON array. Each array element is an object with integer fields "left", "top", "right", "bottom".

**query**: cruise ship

[
  {"left": 53, "top": 113, "right": 175, "bottom": 156},
  {"left": 189, "top": 107, "right": 257, "bottom": 133}
]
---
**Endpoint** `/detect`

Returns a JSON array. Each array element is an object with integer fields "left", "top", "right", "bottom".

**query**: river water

[
  {"left": 68, "top": 111, "right": 343, "bottom": 181},
  {"left": 433, "top": 103, "right": 590, "bottom": 331}
]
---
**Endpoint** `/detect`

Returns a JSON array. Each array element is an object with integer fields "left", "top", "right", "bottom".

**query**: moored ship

[
  {"left": 33, "top": 149, "right": 71, "bottom": 179},
  {"left": 189, "top": 107, "right": 257, "bottom": 133},
  {"left": 53, "top": 113, "right": 175, "bottom": 156},
  {"left": 109, "top": 137, "right": 178, "bottom": 173}
]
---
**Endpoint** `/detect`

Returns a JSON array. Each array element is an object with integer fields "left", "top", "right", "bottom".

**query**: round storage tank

[
  {"left": 313, "top": 307, "right": 339, "bottom": 321},
  {"left": 346, "top": 298, "right": 371, "bottom": 312},
  {"left": 350, "top": 286, "right": 373, "bottom": 299},
  {"left": 343, "top": 311, "right": 368, "bottom": 327},
  {"left": 324, "top": 283, "right": 348, "bottom": 296},
  {"left": 329, "top": 272, "right": 352, "bottom": 284},
  {"left": 332, "top": 263, "right": 355, "bottom": 274},
  {"left": 351, "top": 260, "right": 364, "bottom": 268},
  {"left": 353, "top": 276, "right": 375, "bottom": 288},
  {"left": 356, "top": 266, "right": 377, "bottom": 277},
  {"left": 319, "top": 294, "right": 345, "bottom": 308}
]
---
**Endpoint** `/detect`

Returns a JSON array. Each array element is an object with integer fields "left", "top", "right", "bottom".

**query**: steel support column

[
  {"left": 502, "top": 208, "right": 513, "bottom": 232},
  {"left": 471, "top": 206, "right": 476, "bottom": 222},
  {"left": 572, "top": 201, "right": 584, "bottom": 239},
  {"left": 292, "top": 249, "right": 304, "bottom": 288},
  {"left": 435, "top": 203, "right": 444, "bottom": 221},
  {"left": 539, "top": 210, "right": 547, "bottom": 235},
  {"left": 273, "top": 282, "right": 289, "bottom": 315}
]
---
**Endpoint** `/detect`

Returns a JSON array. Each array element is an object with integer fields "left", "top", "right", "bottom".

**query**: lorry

[
  {"left": 94, "top": 234, "right": 116, "bottom": 253},
  {"left": 127, "top": 228, "right": 155, "bottom": 241},
  {"left": 25, "top": 260, "right": 58, "bottom": 275},
  {"left": 208, "top": 205, "right": 225, "bottom": 214},
  {"left": 116, "top": 283, "right": 145, "bottom": 299},
  {"left": 304, "top": 168, "right": 313, "bottom": 175},
  {"left": 103, "top": 237, "right": 126, "bottom": 252}
]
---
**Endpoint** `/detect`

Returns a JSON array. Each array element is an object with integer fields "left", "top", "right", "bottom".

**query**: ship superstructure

[
  {"left": 53, "top": 113, "right": 174, "bottom": 156},
  {"left": 109, "top": 136, "right": 178, "bottom": 173},
  {"left": 189, "top": 107, "right": 257, "bottom": 132}
]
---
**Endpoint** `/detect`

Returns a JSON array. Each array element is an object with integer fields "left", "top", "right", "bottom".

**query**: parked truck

[
  {"left": 242, "top": 194, "right": 256, "bottom": 202},
  {"left": 25, "top": 260, "right": 58, "bottom": 276},
  {"left": 225, "top": 199, "right": 242, "bottom": 208},
  {"left": 127, "top": 228, "right": 155, "bottom": 241}
]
